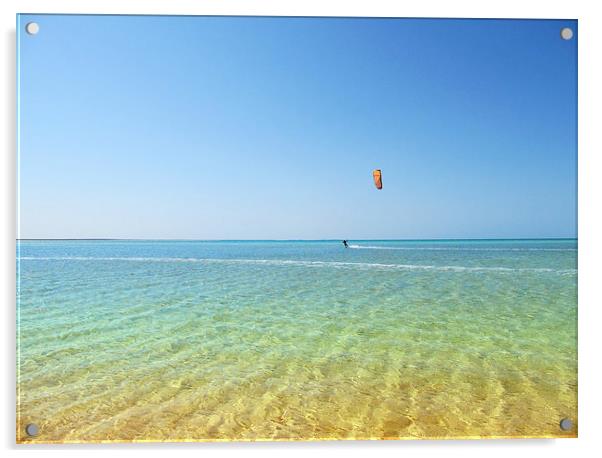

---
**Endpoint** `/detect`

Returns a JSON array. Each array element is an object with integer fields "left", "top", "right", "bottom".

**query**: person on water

[{"left": 343, "top": 240, "right": 349, "bottom": 248}]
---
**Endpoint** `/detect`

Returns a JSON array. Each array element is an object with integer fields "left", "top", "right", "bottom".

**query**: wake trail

[{"left": 348, "top": 244, "right": 575, "bottom": 252}]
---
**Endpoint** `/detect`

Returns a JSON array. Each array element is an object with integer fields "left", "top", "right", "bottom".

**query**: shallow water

[{"left": 16, "top": 239, "right": 577, "bottom": 442}]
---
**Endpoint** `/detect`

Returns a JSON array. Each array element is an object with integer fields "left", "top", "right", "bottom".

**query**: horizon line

[{"left": 16, "top": 237, "right": 578, "bottom": 242}]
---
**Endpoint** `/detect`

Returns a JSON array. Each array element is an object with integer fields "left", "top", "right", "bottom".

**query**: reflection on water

[{"left": 17, "top": 240, "right": 577, "bottom": 442}]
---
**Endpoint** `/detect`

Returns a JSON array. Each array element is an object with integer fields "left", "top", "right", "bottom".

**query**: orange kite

[{"left": 373, "top": 169, "right": 382, "bottom": 189}]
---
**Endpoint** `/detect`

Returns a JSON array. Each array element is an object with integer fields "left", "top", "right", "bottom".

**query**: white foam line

[
  {"left": 19, "top": 256, "right": 577, "bottom": 275},
  {"left": 348, "top": 244, "right": 576, "bottom": 252}
]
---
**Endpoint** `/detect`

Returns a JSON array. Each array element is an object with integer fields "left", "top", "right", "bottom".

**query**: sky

[{"left": 18, "top": 15, "right": 577, "bottom": 239}]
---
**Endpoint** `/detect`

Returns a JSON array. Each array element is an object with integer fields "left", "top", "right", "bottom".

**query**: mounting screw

[
  {"left": 559, "top": 418, "right": 573, "bottom": 431},
  {"left": 560, "top": 27, "right": 573, "bottom": 41},
  {"left": 25, "top": 423, "right": 39, "bottom": 437},
  {"left": 25, "top": 22, "right": 40, "bottom": 35}
]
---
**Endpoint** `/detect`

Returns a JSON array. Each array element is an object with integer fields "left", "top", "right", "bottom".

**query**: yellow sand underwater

[{"left": 17, "top": 240, "right": 577, "bottom": 442}]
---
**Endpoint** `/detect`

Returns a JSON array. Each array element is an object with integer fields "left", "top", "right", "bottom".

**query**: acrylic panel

[{"left": 16, "top": 15, "right": 578, "bottom": 443}]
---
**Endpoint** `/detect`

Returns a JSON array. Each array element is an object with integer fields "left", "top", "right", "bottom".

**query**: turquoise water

[{"left": 17, "top": 239, "right": 577, "bottom": 442}]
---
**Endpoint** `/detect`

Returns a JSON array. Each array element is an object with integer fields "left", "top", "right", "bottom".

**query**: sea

[{"left": 16, "top": 239, "right": 578, "bottom": 442}]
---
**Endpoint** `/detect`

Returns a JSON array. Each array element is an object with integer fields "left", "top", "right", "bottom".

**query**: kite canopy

[{"left": 373, "top": 169, "right": 382, "bottom": 189}]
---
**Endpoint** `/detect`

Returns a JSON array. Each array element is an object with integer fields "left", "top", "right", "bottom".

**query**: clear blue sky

[{"left": 18, "top": 15, "right": 577, "bottom": 239}]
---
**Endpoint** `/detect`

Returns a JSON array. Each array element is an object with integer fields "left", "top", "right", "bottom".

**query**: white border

[{"left": 2, "top": 1, "right": 601, "bottom": 457}]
